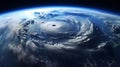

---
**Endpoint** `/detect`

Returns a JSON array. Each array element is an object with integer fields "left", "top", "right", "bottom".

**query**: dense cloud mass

[{"left": 0, "top": 7, "right": 120, "bottom": 67}]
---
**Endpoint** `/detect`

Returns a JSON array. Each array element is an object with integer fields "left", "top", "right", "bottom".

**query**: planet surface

[{"left": 0, "top": 6, "right": 120, "bottom": 67}]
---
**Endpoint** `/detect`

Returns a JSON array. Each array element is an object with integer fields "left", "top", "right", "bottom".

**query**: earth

[{"left": 0, "top": 6, "right": 120, "bottom": 67}]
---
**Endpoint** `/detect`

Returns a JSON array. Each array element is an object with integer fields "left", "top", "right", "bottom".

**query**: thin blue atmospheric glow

[{"left": 0, "top": 6, "right": 120, "bottom": 17}]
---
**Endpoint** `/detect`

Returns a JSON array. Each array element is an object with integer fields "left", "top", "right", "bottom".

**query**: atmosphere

[{"left": 0, "top": 1, "right": 120, "bottom": 67}]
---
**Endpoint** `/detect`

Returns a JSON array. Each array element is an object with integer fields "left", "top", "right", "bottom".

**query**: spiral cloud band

[{"left": 18, "top": 11, "right": 96, "bottom": 50}]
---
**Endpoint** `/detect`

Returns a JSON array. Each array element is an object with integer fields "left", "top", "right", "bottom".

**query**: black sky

[{"left": 0, "top": 0, "right": 119, "bottom": 14}]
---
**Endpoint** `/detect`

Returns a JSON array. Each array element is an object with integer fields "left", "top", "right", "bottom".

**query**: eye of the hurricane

[
  {"left": 52, "top": 24, "right": 56, "bottom": 26},
  {"left": 40, "top": 20, "right": 77, "bottom": 38}
]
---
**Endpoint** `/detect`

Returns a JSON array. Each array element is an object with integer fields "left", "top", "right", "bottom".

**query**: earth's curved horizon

[{"left": 0, "top": 6, "right": 120, "bottom": 67}]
